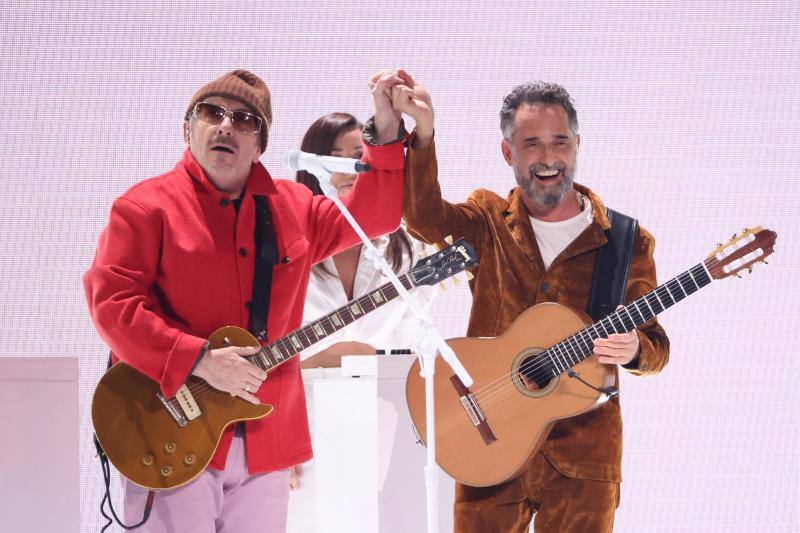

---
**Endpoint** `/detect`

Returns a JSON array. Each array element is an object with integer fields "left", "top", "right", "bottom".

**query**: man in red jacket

[{"left": 84, "top": 69, "right": 408, "bottom": 532}]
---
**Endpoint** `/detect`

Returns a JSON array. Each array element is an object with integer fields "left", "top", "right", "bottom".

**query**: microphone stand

[{"left": 295, "top": 159, "right": 472, "bottom": 533}]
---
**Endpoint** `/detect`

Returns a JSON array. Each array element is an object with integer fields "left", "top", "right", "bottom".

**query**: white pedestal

[
  {"left": 0, "top": 357, "right": 80, "bottom": 533},
  {"left": 287, "top": 354, "right": 454, "bottom": 533}
]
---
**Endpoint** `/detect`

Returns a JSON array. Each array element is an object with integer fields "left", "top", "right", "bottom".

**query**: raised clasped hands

[{"left": 369, "top": 69, "right": 434, "bottom": 147}]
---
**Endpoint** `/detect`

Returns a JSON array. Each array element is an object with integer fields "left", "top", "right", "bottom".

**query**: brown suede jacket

[{"left": 404, "top": 134, "right": 670, "bottom": 483}]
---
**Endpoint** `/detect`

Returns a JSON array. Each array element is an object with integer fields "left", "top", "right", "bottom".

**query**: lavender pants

[{"left": 123, "top": 435, "right": 291, "bottom": 533}]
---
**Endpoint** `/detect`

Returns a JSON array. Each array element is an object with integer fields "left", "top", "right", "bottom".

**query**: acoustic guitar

[
  {"left": 92, "top": 238, "right": 477, "bottom": 490},
  {"left": 406, "top": 227, "right": 776, "bottom": 487}
]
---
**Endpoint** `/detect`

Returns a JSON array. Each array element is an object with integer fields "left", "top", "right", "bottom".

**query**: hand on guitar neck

[
  {"left": 519, "top": 305, "right": 639, "bottom": 392},
  {"left": 592, "top": 305, "right": 640, "bottom": 366},
  {"left": 192, "top": 345, "right": 267, "bottom": 404}
]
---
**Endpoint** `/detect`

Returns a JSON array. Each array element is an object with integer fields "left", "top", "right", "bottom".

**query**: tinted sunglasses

[{"left": 192, "top": 102, "right": 263, "bottom": 135}]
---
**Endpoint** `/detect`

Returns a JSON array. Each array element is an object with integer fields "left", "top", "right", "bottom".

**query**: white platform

[
  {"left": 0, "top": 357, "right": 80, "bottom": 533},
  {"left": 287, "top": 354, "right": 455, "bottom": 533}
]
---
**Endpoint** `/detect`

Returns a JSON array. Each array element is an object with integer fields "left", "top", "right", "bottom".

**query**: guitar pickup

[
  {"left": 450, "top": 375, "right": 497, "bottom": 446},
  {"left": 157, "top": 383, "right": 201, "bottom": 428},
  {"left": 174, "top": 384, "right": 201, "bottom": 421}
]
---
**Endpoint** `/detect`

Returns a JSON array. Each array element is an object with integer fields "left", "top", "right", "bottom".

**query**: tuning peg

[
  {"left": 764, "top": 260, "right": 768, "bottom": 265},
  {"left": 452, "top": 276, "right": 462, "bottom": 287},
  {"left": 466, "top": 270, "right": 475, "bottom": 281},
  {"left": 444, "top": 235, "right": 454, "bottom": 245},
  {"left": 716, "top": 242, "right": 722, "bottom": 247},
  {"left": 432, "top": 242, "right": 442, "bottom": 252},
  {"left": 438, "top": 282, "right": 447, "bottom": 292},
  {"left": 747, "top": 266, "right": 753, "bottom": 273},
  {"left": 731, "top": 234, "right": 738, "bottom": 241}
]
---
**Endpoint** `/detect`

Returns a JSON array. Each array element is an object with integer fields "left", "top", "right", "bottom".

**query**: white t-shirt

[
  {"left": 298, "top": 232, "right": 436, "bottom": 359},
  {"left": 529, "top": 196, "right": 594, "bottom": 270}
]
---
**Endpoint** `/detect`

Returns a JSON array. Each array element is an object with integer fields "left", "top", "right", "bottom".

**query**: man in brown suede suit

[{"left": 384, "top": 71, "right": 670, "bottom": 532}]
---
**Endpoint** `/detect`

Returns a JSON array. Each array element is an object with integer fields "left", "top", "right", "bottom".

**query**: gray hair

[{"left": 500, "top": 82, "right": 578, "bottom": 141}]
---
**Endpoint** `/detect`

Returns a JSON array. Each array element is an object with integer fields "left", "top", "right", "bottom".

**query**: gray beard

[
  {"left": 518, "top": 168, "right": 575, "bottom": 210},
  {"left": 535, "top": 180, "right": 569, "bottom": 207}
]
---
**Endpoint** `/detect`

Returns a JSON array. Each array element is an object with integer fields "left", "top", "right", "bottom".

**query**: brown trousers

[{"left": 454, "top": 452, "right": 619, "bottom": 533}]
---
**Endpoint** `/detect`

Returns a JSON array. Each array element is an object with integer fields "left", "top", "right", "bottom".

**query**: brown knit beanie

[{"left": 184, "top": 69, "right": 272, "bottom": 152}]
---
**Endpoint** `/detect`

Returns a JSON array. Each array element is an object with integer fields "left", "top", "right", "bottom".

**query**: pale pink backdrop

[{"left": 0, "top": 1, "right": 797, "bottom": 531}]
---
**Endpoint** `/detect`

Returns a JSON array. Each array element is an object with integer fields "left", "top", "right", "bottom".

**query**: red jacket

[{"left": 84, "top": 144, "right": 404, "bottom": 473}]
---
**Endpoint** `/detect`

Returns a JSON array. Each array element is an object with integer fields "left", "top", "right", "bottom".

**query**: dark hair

[
  {"left": 295, "top": 112, "right": 413, "bottom": 274},
  {"left": 499, "top": 82, "right": 578, "bottom": 141}
]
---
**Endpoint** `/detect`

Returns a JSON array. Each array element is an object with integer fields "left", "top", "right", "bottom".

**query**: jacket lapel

[
  {"left": 504, "top": 189, "right": 546, "bottom": 275},
  {"left": 249, "top": 164, "right": 306, "bottom": 258},
  {"left": 504, "top": 183, "right": 614, "bottom": 273},
  {"left": 546, "top": 184, "right": 612, "bottom": 271}
]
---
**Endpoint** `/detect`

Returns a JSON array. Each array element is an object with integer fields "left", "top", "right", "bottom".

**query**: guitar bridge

[
  {"left": 450, "top": 375, "right": 497, "bottom": 445},
  {"left": 156, "top": 391, "right": 189, "bottom": 427}
]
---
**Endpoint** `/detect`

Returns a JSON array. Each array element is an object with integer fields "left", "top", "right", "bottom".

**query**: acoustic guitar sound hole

[{"left": 515, "top": 352, "right": 555, "bottom": 393}]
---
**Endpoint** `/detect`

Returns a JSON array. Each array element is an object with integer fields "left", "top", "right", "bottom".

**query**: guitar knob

[
  {"left": 164, "top": 442, "right": 177, "bottom": 454},
  {"left": 444, "top": 235, "right": 454, "bottom": 245},
  {"left": 141, "top": 454, "right": 154, "bottom": 467},
  {"left": 161, "top": 464, "right": 173, "bottom": 477},
  {"left": 184, "top": 453, "right": 197, "bottom": 466}
]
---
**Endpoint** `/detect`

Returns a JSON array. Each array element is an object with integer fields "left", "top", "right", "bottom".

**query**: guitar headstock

[
  {"left": 410, "top": 237, "right": 477, "bottom": 287},
  {"left": 706, "top": 226, "right": 776, "bottom": 280}
]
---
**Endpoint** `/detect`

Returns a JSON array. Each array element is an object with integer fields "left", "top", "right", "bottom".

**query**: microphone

[{"left": 283, "top": 149, "right": 370, "bottom": 175}]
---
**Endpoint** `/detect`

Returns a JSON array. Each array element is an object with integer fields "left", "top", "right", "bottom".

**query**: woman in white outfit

[
  {"left": 297, "top": 112, "right": 433, "bottom": 363},
  {"left": 286, "top": 112, "right": 435, "bottom": 531}
]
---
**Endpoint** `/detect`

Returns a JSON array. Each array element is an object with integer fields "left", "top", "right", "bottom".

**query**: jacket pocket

[{"left": 273, "top": 236, "right": 309, "bottom": 272}]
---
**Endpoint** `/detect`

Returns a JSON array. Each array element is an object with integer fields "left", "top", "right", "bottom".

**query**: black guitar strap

[
  {"left": 586, "top": 207, "right": 638, "bottom": 321},
  {"left": 567, "top": 208, "right": 638, "bottom": 398},
  {"left": 250, "top": 195, "right": 280, "bottom": 340},
  {"left": 95, "top": 353, "right": 155, "bottom": 531}
]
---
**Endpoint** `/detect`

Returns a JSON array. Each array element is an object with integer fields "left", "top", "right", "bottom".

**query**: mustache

[{"left": 210, "top": 136, "right": 238, "bottom": 150}]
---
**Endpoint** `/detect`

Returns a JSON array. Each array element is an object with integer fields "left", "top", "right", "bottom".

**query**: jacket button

[
  {"left": 239, "top": 247, "right": 247, "bottom": 257},
  {"left": 220, "top": 198, "right": 230, "bottom": 207},
  {"left": 281, "top": 256, "right": 290, "bottom": 264},
  {"left": 540, "top": 281, "right": 549, "bottom": 292}
]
